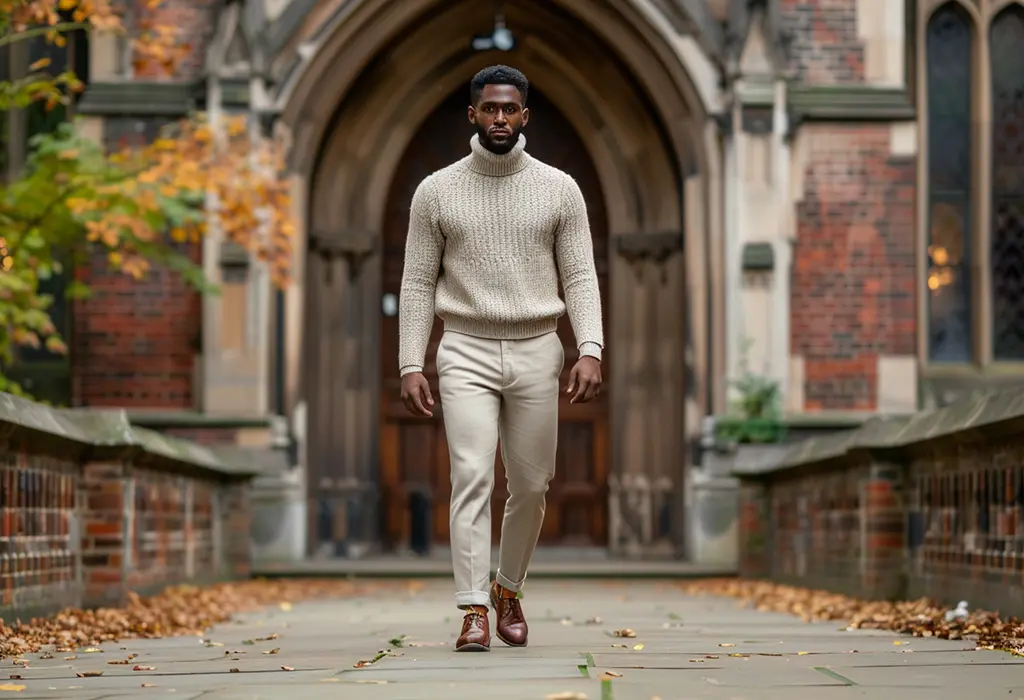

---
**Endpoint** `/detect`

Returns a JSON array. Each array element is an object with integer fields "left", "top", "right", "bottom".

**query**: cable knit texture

[{"left": 399, "top": 134, "right": 604, "bottom": 375}]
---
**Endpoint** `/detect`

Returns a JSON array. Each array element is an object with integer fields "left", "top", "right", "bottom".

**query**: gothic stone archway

[{"left": 289, "top": 0, "right": 712, "bottom": 558}]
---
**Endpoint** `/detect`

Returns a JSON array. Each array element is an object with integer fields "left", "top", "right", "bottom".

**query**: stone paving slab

[{"left": 4, "top": 579, "right": 1023, "bottom": 699}]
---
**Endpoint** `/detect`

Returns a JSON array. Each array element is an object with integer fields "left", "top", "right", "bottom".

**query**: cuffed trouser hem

[
  {"left": 455, "top": 590, "right": 491, "bottom": 609},
  {"left": 495, "top": 569, "right": 527, "bottom": 593}
]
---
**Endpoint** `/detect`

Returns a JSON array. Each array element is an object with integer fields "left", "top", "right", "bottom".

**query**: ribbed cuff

[
  {"left": 578, "top": 342, "right": 602, "bottom": 362},
  {"left": 399, "top": 365, "right": 423, "bottom": 377}
]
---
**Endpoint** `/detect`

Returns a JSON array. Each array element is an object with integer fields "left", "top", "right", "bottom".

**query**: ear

[
  {"left": 467, "top": 106, "right": 477, "bottom": 124},
  {"left": 521, "top": 107, "right": 530, "bottom": 127}
]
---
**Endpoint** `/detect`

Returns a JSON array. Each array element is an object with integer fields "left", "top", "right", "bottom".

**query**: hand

[
  {"left": 567, "top": 356, "right": 602, "bottom": 404},
  {"left": 401, "top": 372, "right": 434, "bottom": 417}
]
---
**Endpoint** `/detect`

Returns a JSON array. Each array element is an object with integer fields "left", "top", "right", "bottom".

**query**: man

[{"left": 398, "top": 65, "right": 604, "bottom": 652}]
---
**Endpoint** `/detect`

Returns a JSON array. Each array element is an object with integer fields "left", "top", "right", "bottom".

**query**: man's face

[{"left": 468, "top": 83, "right": 529, "bottom": 155}]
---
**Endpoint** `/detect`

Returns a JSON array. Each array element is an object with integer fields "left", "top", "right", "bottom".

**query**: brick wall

[
  {"left": 78, "top": 458, "right": 248, "bottom": 608},
  {"left": 0, "top": 393, "right": 257, "bottom": 619},
  {"left": 736, "top": 387, "right": 1024, "bottom": 616},
  {"left": 907, "top": 439, "right": 1024, "bottom": 616},
  {"left": 80, "top": 461, "right": 127, "bottom": 606},
  {"left": 790, "top": 125, "right": 916, "bottom": 410},
  {"left": 72, "top": 246, "right": 201, "bottom": 409},
  {"left": 0, "top": 450, "right": 80, "bottom": 618},
  {"left": 219, "top": 482, "right": 252, "bottom": 579},
  {"left": 780, "top": 0, "right": 865, "bottom": 83}
]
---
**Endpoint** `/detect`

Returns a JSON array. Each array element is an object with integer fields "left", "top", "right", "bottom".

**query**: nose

[{"left": 495, "top": 110, "right": 508, "bottom": 124}]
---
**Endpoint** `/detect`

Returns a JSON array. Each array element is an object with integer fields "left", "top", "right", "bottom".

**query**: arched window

[
  {"left": 925, "top": 3, "right": 974, "bottom": 362},
  {"left": 990, "top": 4, "right": 1024, "bottom": 359}
]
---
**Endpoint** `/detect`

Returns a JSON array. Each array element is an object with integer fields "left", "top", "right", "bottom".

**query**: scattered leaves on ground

[
  {"left": 353, "top": 649, "right": 393, "bottom": 668},
  {"left": 0, "top": 580, "right": 415, "bottom": 660},
  {"left": 611, "top": 629, "right": 636, "bottom": 638},
  {"left": 681, "top": 579, "right": 1024, "bottom": 656}
]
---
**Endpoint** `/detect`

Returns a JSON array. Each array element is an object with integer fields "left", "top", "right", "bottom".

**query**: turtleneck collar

[{"left": 468, "top": 133, "right": 530, "bottom": 177}]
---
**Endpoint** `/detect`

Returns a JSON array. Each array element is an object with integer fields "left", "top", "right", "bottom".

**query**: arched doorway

[
  {"left": 292, "top": 0, "right": 719, "bottom": 560},
  {"left": 378, "top": 88, "right": 611, "bottom": 553}
]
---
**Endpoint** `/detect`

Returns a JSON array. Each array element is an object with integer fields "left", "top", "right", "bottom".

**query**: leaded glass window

[
  {"left": 991, "top": 5, "right": 1024, "bottom": 360},
  {"left": 926, "top": 3, "right": 974, "bottom": 362}
]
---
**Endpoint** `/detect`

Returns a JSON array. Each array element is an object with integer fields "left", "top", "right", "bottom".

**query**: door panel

[{"left": 380, "top": 88, "right": 609, "bottom": 551}]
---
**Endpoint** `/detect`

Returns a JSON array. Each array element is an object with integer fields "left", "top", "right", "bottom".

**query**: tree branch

[{"left": 0, "top": 22, "right": 94, "bottom": 47}]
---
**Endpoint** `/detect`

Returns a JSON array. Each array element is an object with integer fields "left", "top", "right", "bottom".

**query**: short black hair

[{"left": 470, "top": 65, "right": 529, "bottom": 106}]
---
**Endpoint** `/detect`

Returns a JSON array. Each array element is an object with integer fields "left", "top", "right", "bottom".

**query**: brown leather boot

[
  {"left": 455, "top": 606, "right": 490, "bottom": 652},
  {"left": 490, "top": 581, "right": 528, "bottom": 647}
]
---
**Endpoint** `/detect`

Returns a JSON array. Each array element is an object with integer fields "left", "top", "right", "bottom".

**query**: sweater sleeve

[
  {"left": 555, "top": 175, "right": 604, "bottom": 350},
  {"left": 398, "top": 176, "right": 444, "bottom": 375}
]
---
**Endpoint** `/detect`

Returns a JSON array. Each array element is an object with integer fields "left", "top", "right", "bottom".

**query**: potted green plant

[{"left": 716, "top": 338, "right": 786, "bottom": 446}]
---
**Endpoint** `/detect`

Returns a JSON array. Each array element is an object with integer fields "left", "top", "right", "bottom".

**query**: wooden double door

[{"left": 379, "top": 89, "right": 610, "bottom": 552}]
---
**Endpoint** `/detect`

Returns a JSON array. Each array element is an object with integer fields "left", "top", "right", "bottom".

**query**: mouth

[{"left": 489, "top": 128, "right": 512, "bottom": 137}]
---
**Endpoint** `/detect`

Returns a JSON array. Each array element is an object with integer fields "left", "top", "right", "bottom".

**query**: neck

[{"left": 469, "top": 133, "right": 529, "bottom": 176}]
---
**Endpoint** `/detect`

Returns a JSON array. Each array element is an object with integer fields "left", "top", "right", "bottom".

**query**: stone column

[{"left": 199, "top": 5, "right": 271, "bottom": 417}]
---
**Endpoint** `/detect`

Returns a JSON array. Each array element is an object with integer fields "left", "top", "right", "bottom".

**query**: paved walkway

[{"left": 9, "top": 580, "right": 1024, "bottom": 699}]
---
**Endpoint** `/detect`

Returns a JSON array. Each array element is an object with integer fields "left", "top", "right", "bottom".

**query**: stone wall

[
  {"left": 0, "top": 393, "right": 257, "bottom": 619},
  {"left": 736, "top": 386, "right": 1024, "bottom": 615}
]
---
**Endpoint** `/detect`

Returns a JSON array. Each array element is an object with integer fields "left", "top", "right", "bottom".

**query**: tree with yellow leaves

[{"left": 0, "top": 1, "right": 295, "bottom": 399}]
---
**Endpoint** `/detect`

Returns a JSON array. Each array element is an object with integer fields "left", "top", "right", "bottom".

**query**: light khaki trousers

[{"left": 436, "top": 330, "right": 563, "bottom": 609}]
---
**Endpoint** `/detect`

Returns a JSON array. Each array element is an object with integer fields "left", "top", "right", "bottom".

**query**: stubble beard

[{"left": 476, "top": 124, "right": 522, "bottom": 155}]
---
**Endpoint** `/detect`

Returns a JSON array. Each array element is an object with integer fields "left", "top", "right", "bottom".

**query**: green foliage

[
  {"left": 718, "top": 337, "right": 785, "bottom": 445},
  {"left": 0, "top": 121, "right": 209, "bottom": 398}
]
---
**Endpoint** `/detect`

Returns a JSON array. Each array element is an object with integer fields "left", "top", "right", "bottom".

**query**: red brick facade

[
  {"left": 790, "top": 126, "right": 917, "bottom": 411},
  {"left": 72, "top": 247, "right": 201, "bottom": 409},
  {"left": 780, "top": 0, "right": 865, "bottom": 83}
]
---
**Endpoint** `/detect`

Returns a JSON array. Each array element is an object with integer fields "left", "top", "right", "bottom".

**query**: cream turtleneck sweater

[{"left": 398, "top": 133, "right": 604, "bottom": 376}]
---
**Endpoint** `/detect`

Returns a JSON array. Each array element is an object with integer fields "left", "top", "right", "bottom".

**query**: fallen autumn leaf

[
  {"left": 0, "top": 580, "right": 400, "bottom": 661},
  {"left": 681, "top": 579, "right": 1024, "bottom": 656}
]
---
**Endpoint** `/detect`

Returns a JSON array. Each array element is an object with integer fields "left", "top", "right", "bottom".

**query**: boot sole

[
  {"left": 490, "top": 591, "right": 529, "bottom": 648},
  {"left": 454, "top": 642, "right": 490, "bottom": 652}
]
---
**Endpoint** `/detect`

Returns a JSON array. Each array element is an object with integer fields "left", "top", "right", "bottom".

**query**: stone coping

[
  {"left": 0, "top": 393, "right": 259, "bottom": 480},
  {"left": 734, "top": 385, "right": 1024, "bottom": 478}
]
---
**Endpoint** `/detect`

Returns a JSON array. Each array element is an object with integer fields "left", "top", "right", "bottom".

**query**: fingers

[
  {"left": 570, "top": 371, "right": 602, "bottom": 404},
  {"left": 401, "top": 379, "right": 434, "bottom": 417},
  {"left": 566, "top": 367, "right": 578, "bottom": 399},
  {"left": 418, "top": 383, "right": 434, "bottom": 416},
  {"left": 408, "top": 390, "right": 432, "bottom": 417}
]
